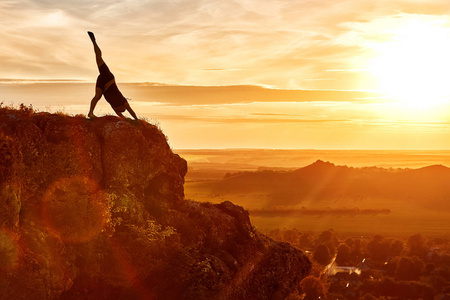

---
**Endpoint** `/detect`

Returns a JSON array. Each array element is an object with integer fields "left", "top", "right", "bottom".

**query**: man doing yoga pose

[{"left": 87, "top": 31, "right": 138, "bottom": 120}]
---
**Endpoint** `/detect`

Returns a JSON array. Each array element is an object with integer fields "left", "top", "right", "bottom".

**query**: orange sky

[{"left": 2, "top": 1, "right": 450, "bottom": 149}]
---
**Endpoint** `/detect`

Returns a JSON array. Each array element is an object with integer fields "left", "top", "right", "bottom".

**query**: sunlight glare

[{"left": 369, "top": 20, "right": 450, "bottom": 109}]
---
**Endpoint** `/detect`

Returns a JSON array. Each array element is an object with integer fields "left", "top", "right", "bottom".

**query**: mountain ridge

[{"left": 204, "top": 159, "right": 450, "bottom": 209}]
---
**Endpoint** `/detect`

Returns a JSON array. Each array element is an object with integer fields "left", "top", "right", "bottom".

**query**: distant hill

[{"left": 202, "top": 160, "right": 450, "bottom": 209}]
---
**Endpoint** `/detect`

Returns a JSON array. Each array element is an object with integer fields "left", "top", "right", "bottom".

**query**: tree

[
  {"left": 385, "top": 256, "right": 400, "bottom": 277},
  {"left": 299, "top": 276, "right": 327, "bottom": 300},
  {"left": 299, "top": 233, "right": 315, "bottom": 250},
  {"left": 367, "top": 235, "right": 391, "bottom": 260},
  {"left": 284, "top": 228, "right": 301, "bottom": 245},
  {"left": 345, "top": 237, "right": 362, "bottom": 259},
  {"left": 395, "top": 256, "right": 425, "bottom": 281},
  {"left": 390, "top": 239, "right": 403, "bottom": 256},
  {"left": 318, "top": 230, "right": 338, "bottom": 254},
  {"left": 314, "top": 244, "right": 332, "bottom": 265},
  {"left": 336, "top": 243, "right": 351, "bottom": 265},
  {"left": 408, "top": 234, "right": 428, "bottom": 258}
]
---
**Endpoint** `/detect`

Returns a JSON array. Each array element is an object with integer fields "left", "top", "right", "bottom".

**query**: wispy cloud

[
  {"left": 155, "top": 114, "right": 349, "bottom": 125},
  {"left": 1, "top": 0, "right": 450, "bottom": 89}
]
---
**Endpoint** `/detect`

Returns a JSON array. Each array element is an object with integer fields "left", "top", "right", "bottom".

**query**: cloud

[
  {"left": 2, "top": 0, "right": 450, "bottom": 89},
  {"left": 0, "top": 1, "right": 95, "bottom": 79},
  {"left": 0, "top": 81, "right": 381, "bottom": 108},
  {"left": 119, "top": 83, "right": 382, "bottom": 105},
  {"left": 155, "top": 114, "right": 349, "bottom": 125}
]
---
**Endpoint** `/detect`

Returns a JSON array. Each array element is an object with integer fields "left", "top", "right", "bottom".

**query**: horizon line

[
  {"left": 174, "top": 148, "right": 450, "bottom": 151},
  {"left": 0, "top": 78, "right": 381, "bottom": 93}
]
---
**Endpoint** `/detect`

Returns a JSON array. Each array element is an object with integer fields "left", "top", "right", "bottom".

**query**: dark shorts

[
  {"left": 95, "top": 63, "right": 114, "bottom": 92},
  {"left": 95, "top": 63, "right": 127, "bottom": 109}
]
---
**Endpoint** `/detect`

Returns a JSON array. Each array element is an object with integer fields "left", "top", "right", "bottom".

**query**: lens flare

[
  {"left": 41, "top": 176, "right": 109, "bottom": 244},
  {"left": 0, "top": 229, "right": 21, "bottom": 270}
]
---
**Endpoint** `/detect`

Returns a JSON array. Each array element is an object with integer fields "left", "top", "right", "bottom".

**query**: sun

[{"left": 369, "top": 20, "right": 450, "bottom": 108}]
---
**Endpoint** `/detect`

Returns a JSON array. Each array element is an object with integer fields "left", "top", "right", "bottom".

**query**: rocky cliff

[{"left": 0, "top": 106, "right": 311, "bottom": 300}]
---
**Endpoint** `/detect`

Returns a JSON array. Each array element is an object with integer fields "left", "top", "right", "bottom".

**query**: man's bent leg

[{"left": 88, "top": 87, "right": 103, "bottom": 118}]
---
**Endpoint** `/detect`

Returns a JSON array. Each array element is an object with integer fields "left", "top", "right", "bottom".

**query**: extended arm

[
  {"left": 124, "top": 102, "right": 138, "bottom": 120},
  {"left": 113, "top": 102, "right": 138, "bottom": 120}
]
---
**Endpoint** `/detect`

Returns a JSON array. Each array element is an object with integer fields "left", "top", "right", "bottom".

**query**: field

[{"left": 178, "top": 149, "right": 450, "bottom": 238}]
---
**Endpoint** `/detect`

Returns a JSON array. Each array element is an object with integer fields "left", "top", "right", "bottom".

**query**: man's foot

[
  {"left": 88, "top": 112, "right": 97, "bottom": 119},
  {"left": 87, "top": 31, "right": 96, "bottom": 42}
]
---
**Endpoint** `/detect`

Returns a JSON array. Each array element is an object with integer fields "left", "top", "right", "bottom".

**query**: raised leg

[{"left": 88, "top": 31, "right": 105, "bottom": 67}]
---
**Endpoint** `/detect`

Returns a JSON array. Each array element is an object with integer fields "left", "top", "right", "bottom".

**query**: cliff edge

[{"left": 0, "top": 106, "right": 311, "bottom": 300}]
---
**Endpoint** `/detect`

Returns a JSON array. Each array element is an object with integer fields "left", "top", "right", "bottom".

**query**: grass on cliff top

[
  {"left": 0, "top": 102, "right": 85, "bottom": 119},
  {"left": 0, "top": 102, "right": 170, "bottom": 148},
  {"left": 1, "top": 102, "right": 158, "bottom": 128}
]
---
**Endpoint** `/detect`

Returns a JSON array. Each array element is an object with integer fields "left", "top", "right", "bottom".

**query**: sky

[{"left": 3, "top": 0, "right": 450, "bottom": 149}]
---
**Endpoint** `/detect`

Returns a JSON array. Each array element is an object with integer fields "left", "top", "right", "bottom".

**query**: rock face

[{"left": 0, "top": 107, "right": 311, "bottom": 300}]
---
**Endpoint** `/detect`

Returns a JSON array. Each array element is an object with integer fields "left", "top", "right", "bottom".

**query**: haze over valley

[{"left": 180, "top": 149, "right": 450, "bottom": 237}]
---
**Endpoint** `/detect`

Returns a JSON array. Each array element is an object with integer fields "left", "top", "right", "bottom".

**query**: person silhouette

[{"left": 87, "top": 31, "right": 138, "bottom": 120}]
